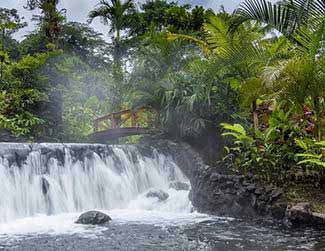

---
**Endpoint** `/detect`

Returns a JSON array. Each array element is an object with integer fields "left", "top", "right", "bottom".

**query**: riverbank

[{"left": 141, "top": 138, "right": 325, "bottom": 228}]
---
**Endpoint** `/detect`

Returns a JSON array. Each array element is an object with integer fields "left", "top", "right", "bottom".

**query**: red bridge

[{"left": 89, "top": 106, "right": 158, "bottom": 143}]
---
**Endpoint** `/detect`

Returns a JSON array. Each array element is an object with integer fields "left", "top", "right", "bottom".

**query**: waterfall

[{"left": 0, "top": 144, "right": 191, "bottom": 223}]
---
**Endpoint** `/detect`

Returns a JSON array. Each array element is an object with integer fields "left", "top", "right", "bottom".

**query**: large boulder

[
  {"left": 286, "top": 203, "right": 325, "bottom": 228},
  {"left": 169, "top": 181, "right": 190, "bottom": 191},
  {"left": 75, "top": 211, "right": 112, "bottom": 225},
  {"left": 146, "top": 189, "right": 169, "bottom": 202}
]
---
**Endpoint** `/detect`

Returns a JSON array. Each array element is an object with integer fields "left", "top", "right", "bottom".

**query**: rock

[
  {"left": 254, "top": 186, "right": 263, "bottom": 195},
  {"left": 270, "top": 190, "right": 282, "bottom": 200},
  {"left": 169, "top": 182, "right": 190, "bottom": 191},
  {"left": 146, "top": 189, "right": 169, "bottom": 202},
  {"left": 310, "top": 213, "right": 325, "bottom": 226},
  {"left": 246, "top": 184, "right": 256, "bottom": 192},
  {"left": 41, "top": 177, "right": 50, "bottom": 195},
  {"left": 286, "top": 203, "right": 325, "bottom": 228},
  {"left": 0, "top": 129, "right": 27, "bottom": 143},
  {"left": 189, "top": 172, "right": 288, "bottom": 219},
  {"left": 286, "top": 203, "right": 311, "bottom": 226},
  {"left": 75, "top": 211, "right": 112, "bottom": 225},
  {"left": 270, "top": 197, "right": 288, "bottom": 219}
]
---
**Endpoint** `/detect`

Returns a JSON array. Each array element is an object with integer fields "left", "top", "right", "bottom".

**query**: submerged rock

[
  {"left": 41, "top": 177, "right": 50, "bottom": 195},
  {"left": 286, "top": 203, "right": 325, "bottom": 228},
  {"left": 146, "top": 189, "right": 169, "bottom": 202},
  {"left": 169, "top": 181, "right": 190, "bottom": 191},
  {"left": 75, "top": 211, "right": 112, "bottom": 225}
]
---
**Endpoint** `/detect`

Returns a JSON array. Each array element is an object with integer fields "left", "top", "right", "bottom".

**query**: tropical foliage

[
  {"left": 217, "top": 0, "right": 325, "bottom": 185},
  {"left": 0, "top": 0, "right": 324, "bottom": 186}
]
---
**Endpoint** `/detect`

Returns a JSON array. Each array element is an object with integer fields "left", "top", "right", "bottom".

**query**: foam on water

[
  {"left": 0, "top": 208, "right": 214, "bottom": 239},
  {"left": 0, "top": 144, "right": 209, "bottom": 239}
]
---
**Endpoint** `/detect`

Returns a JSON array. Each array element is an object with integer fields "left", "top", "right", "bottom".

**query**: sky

[{"left": 1, "top": 0, "right": 242, "bottom": 40}]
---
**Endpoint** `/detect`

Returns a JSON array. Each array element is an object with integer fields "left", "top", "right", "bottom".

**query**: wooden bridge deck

[
  {"left": 89, "top": 106, "right": 158, "bottom": 143},
  {"left": 89, "top": 127, "right": 154, "bottom": 143}
]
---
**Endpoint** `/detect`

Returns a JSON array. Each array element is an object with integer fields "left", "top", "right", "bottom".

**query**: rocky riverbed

[{"left": 1, "top": 212, "right": 325, "bottom": 251}]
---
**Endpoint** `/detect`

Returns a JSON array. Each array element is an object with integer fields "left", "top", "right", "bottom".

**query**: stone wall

[
  {"left": 142, "top": 138, "right": 288, "bottom": 220},
  {"left": 189, "top": 172, "right": 287, "bottom": 219}
]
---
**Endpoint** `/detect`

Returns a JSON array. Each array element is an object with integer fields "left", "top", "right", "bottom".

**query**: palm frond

[
  {"left": 88, "top": 0, "right": 136, "bottom": 33},
  {"left": 167, "top": 33, "right": 211, "bottom": 56},
  {"left": 262, "top": 60, "right": 288, "bottom": 88},
  {"left": 293, "top": 18, "right": 325, "bottom": 58},
  {"left": 232, "top": 0, "right": 297, "bottom": 35}
]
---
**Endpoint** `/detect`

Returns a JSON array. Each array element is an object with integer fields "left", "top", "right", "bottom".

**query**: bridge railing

[{"left": 93, "top": 106, "right": 157, "bottom": 133}]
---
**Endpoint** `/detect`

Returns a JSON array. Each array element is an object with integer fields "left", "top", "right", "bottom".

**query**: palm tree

[
  {"left": 26, "top": 0, "right": 65, "bottom": 46},
  {"left": 168, "top": 14, "right": 284, "bottom": 131},
  {"left": 233, "top": 0, "right": 325, "bottom": 138},
  {"left": 88, "top": 0, "right": 137, "bottom": 111},
  {"left": 88, "top": 0, "right": 136, "bottom": 66}
]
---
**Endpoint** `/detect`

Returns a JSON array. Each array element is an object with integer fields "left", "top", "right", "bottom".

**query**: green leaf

[
  {"left": 229, "top": 78, "right": 241, "bottom": 89},
  {"left": 315, "top": 141, "right": 325, "bottom": 147},
  {"left": 295, "top": 139, "right": 308, "bottom": 150},
  {"left": 298, "top": 159, "right": 325, "bottom": 167},
  {"left": 221, "top": 123, "right": 247, "bottom": 136},
  {"left": 296, "top": 153, "right": 322, "bottom": 159},
  {"left": 256, "top": 98, "right": 263, "bottom": 105},
  {"left": 222, "top": 132, "right": 241, "bottom": 140}
]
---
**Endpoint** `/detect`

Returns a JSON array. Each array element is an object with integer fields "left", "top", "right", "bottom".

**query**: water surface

[{"left": 0, "top": 144, "right": 324, "bottom": 250}]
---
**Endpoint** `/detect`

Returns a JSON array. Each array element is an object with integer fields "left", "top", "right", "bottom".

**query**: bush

[{"left": 221, "top": 104, "right": 324, "bottom": 186}]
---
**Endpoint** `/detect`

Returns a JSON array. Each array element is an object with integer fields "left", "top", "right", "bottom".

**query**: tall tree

[
  {"left": 58, "top": 22, "right": 110, "bottom": 68},
  {"left": 23, "top": 0, "right": 66, "bottom": 141},
  {"left": 88, "top": 0, "right": 137, "bottom": 111},
  {"left": 0, "top": 8, "right": 26, "bottom": 80},
  {"left": 88, "top": 0, "right": 136, "bottom": 67},
  {"left": 25, "top": 0, "right": 65, "bottom": 48},
  {"left": 135, "top": 1, "right": 213, "bottom": 35}
]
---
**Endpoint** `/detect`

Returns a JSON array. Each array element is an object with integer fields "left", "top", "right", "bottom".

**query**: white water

[{"left": 0, "top": 145, "right": 206, "bottom": 237}]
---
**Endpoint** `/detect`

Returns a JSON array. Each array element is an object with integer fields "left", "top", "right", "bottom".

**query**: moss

[{"left": 285, "top": 186, "right": 325, "bottom": 214}]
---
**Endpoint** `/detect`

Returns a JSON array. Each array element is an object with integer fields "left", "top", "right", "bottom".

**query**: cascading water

[
  {"left": 0, "top": 144, "right": 191, "bottom": 223},
  {"left": 1, "top": 143, "right": 324, "bottom": 251}
]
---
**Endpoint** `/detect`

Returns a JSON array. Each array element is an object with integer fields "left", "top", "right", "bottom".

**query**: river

[{"left": 0, "top": 143, "right": 324, "bottom": 250}]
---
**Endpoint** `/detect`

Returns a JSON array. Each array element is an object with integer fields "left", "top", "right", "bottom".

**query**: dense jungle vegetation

[{"left": 0, "top": 0, "right": 324, "bottom": 193}]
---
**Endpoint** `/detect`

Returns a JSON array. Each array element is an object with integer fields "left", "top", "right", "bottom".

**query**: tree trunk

[
  {"left": 0, "top": 28, "right": 5, "bottom": 81},
  {"left": 43, "top": 0, "right": 61, "bottom": 47},
  {"left": 111, "top": 28, "right": 123, "bottom": 112}
]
